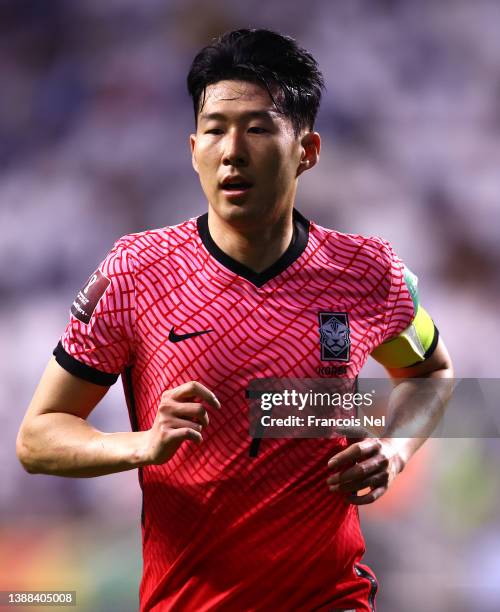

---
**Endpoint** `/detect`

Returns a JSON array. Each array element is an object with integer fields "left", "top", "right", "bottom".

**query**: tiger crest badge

[{"left": 318, "top": 312, "right": 350, "bottom": 362}]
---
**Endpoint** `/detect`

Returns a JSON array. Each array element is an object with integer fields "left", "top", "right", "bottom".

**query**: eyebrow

[{"left": 199, "top": 110, "right": 278, "bottom": 122}]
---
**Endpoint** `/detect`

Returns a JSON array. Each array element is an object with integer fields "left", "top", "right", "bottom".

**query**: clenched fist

[
  {"left": 141, "top": 381, "right": 221, "bottom": 466},
  {"left": 326, "top": 437, "right": 405, "bottom": 505}
]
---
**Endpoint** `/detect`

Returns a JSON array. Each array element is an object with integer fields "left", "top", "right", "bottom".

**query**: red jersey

[{"left": 54, "top": 210, "right": 415, "bottom": 611}]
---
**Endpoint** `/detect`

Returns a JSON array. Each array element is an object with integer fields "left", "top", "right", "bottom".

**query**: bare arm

[
  {"left": 327, "top": 337, "right": 454, "bottom": 504},
  {"left": 16, "top": 358, "right": 220, "bottom": 478},
  {"left": 380, "top": 335, "right": 454, "bottom": 464}
]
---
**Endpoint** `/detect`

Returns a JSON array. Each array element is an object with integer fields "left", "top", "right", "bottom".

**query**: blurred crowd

[{"left": 1, "top": 1, "right": 499, "bottom": 611}]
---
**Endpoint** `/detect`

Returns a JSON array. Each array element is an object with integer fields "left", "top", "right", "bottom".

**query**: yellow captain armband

[{"left": 371, "top": 304, "right": 439, "bottom": 369}]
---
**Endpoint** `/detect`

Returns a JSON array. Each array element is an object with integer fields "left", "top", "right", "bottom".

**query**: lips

[{"left": 220, "top": 176, "right": 253, "bottom": 192}]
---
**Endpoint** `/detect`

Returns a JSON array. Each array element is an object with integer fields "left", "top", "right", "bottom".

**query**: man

[{"left": 17, "top": 29, "right": 453, "bottom": 611}]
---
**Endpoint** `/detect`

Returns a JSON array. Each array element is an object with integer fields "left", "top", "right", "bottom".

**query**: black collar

[{"left": 196, "top": 209, "right": 310, "bottom": 287}]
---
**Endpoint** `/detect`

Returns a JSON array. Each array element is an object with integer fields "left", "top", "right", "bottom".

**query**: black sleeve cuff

[
  {"left": 424, "top": 324, "right": 439, "bottom": 359},
  {"left": 53, "top": 341, "right": 120, "bottom": 386},
  {"left": 405, "top": 324, "right": 440, "bottom": 368}
]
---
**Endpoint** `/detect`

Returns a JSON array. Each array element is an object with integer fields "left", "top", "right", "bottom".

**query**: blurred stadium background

[{"left": 1, "top": 1, "right": 499, "bottom": 610}]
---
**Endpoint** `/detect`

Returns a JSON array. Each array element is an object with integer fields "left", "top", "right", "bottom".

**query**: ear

[
  {"left": 190, "top": 134, "right": 199, "bottom": 173},
  {"left": 296, "top": 132, "right": 321, "bottom": 178}
]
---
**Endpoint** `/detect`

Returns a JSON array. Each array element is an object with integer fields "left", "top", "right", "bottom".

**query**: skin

[
  {"left": 17, "top": 364, "right": 220, "bottom": 477},
  {"left": 190, "top": 80, "right": 320, "bottom": 272},
  {"left": 17, "top": 78, "right": 454, "bottom": 507},
  {"left": 326, "top": 342, "right": 454, "bottom": 505}
]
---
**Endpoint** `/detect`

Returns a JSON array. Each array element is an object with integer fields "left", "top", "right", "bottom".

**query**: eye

[
  {"left": 248, "top": 126, "right": 268, "bottom": 134},
  {"left": 205, "top": 128, "right": 224, "bottom": 135}
]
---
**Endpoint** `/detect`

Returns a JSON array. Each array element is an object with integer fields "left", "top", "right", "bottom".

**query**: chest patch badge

[
  {"left": 71, "top": 269, "right": 111, "bottom": 324},
  {"left": 318, "top": 312, "right": 351, "bottom": 362}
]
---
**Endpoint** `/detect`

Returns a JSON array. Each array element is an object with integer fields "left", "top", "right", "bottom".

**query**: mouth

[{"left": 219, "top": 177, "right": 254, "bottom": 198}]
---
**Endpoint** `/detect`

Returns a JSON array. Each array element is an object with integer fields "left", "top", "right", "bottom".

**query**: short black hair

[{"left": 187, "top": 29, "right": 325, "bottom": 136}]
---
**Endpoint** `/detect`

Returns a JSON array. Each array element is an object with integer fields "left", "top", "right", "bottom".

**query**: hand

[
  {"left": 141, "top": 381, "right": 221, "bottom": 466},
  {"left": 326, "top": 438, "right": 405, "bottom": 505}
]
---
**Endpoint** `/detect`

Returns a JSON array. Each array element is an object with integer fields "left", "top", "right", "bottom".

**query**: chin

[{"left": 213, "top": 200, "right": 261, "bottom": 223}]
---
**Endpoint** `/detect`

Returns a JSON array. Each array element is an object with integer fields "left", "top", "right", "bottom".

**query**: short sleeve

[
  {"left": 371, "top": 237, "right": 416, "bottom": 345},
  {"left": 53, "top": 237, "right": 136, "bottom": 386}
]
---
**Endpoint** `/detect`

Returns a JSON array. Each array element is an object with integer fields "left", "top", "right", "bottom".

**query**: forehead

[{"left": 199, "top": 80, "right": 277, "bottom": 117}]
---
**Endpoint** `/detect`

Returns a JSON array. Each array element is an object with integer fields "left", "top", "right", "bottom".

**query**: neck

[{"left": 207, "top": 208, "right": 294, "bottom": 273}]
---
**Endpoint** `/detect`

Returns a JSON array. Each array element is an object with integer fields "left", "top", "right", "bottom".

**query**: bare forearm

[
  {"left": 327, "top": 340, "right": 454, "bottom": 505},
  {"left": 17, "top": 412, "right": 148, "bottom": 477},
  {"left": 384, "top": 367, "right": 454, "bottom": 464}
]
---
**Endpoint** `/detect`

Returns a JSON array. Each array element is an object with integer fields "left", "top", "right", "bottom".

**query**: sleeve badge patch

[{"left": 71, "top": 269, "right": 111, "bottom": 324}]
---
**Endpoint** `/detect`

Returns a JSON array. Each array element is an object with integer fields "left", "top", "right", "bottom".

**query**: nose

[{"left": 222, "top": 129, "right": 248, "bottom": 167}]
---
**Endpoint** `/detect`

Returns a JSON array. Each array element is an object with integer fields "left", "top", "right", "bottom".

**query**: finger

[
  {"left": 167, "top": 381, "right": 221, "bottom": 410},
  {"left": 345, "top": 425, "right": 374, "bottom": 441},
  {"left": 328, "top": 439, "right": 380, "bottom": 470},
  {"left": 170, "top": 402, "right": 209, "bottom": 427},
  {"left": 161, "top": 417, "right": 204, "bottom": 433},
  {"left": 327, "top": 457, "right": 383, "bottom": 486},
  {"left": 347, "top": 486, "right": 386, "bottom": 505},
  {"left": 341, "top": 425, "right": 374, "bottom": 442},
  {"left": 331, "top": 472, "right": 388, "bottom": 494},
  {"left": 167, "top": 427, "right": 203, "bottom": 445}
]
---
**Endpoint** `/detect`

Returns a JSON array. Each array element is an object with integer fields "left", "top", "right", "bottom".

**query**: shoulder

[
  {"left": 103, "top": 217, "right": 199, "bottom": 275},
  {"left": 308, "top": 219, "right": 399, "bottom": 272}
]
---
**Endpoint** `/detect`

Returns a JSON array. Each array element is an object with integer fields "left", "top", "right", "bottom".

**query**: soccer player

[{"left": 17, "top": 29, "right": 453, "bottom": 611}]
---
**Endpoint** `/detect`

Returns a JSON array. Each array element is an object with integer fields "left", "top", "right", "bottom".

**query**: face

[{"left": 190, "top": 80, "right": 320, "bottom": 228}]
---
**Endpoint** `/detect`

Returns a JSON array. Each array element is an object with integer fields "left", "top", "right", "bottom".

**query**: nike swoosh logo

[{"left": 168, "top": 326, "right": 213, "bottom": 343}]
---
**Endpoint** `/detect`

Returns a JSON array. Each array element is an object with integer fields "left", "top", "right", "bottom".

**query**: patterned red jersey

[{"left": 54, "top": 210, "right": 415, "bottom": 611}]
